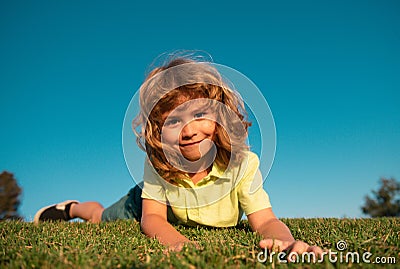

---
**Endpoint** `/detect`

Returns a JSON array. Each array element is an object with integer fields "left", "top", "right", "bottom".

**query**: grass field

[{"left": 1, "top": 218, "right": 399, "bottom": 268}]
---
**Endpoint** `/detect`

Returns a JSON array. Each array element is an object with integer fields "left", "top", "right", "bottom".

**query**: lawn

[{"left": 1, "top": 218, "right": 398, "bottom": 268}]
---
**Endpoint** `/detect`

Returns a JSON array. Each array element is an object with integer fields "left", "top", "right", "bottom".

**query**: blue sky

[{"left": 1, "top": 0, "right": 399, "bottom": 220}]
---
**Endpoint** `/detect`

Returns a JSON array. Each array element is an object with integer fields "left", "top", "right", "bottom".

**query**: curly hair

[{"left": 132, "top": 55, "right": 251, "bottom": 182}]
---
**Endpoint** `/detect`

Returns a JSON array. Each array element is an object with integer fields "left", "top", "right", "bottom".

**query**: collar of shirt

[{"left": 171, "top": 162, "right": 232, "bottom": 188}]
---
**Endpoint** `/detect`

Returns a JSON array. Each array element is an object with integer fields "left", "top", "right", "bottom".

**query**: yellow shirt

[{"left": 141, "top": 151, "right": 271, "bottom": 227}]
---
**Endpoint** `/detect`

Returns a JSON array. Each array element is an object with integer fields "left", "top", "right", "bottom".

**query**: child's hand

[{"left": 259, "top": 239, "right": 323, "bottom": 262}]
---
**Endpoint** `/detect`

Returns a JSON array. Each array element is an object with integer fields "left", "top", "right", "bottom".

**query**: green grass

[{"left": 1, "top": 218, "right": 399, "bottom": 268}]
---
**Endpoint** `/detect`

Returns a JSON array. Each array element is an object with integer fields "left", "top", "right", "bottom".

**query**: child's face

[{"left": 160, "top": 99, "right": 217, "bottom": 162}]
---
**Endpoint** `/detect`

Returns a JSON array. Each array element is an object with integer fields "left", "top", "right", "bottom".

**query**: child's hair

[{"left": 133, "top": 53, "right": 251, "bottom": 182}]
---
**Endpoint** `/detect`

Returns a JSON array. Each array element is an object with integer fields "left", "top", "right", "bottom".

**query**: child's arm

[
  {"left": 247, "top": 208, "right": 323, "bottom": 258},
  {"left": 247, "top": 208, "right": 294, "bottom": 241},
  {"left": 141, "top": 198, "right": 191, "bottom": 251}
]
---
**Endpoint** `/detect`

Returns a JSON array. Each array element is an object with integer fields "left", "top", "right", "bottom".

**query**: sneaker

[{"left": 33, "top": 200, "right": 79, "bottom": 224}]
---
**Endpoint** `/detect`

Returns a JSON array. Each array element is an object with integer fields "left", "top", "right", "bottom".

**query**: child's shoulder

[{"left": 241, "top": 151, "right": 260, "bottom": 165}]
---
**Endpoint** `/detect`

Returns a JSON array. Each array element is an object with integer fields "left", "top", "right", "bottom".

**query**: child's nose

[{"left": 181, "top": 121, "right": 197, "bottom": 139}]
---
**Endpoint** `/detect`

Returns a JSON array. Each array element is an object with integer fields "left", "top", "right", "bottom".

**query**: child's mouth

[{"left": 180, "top": 140, "right": 203, "bottom": 147}]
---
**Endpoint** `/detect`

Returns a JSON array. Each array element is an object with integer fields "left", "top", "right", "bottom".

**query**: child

[{"left": 34, "top": 53, "right": 322, "bottom": 257}]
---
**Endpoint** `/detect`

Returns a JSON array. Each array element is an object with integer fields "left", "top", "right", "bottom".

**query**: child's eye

[
  {"left": 164, "top": 118, "right": 180, "bottom": 127},
  {"left": 194, "top": 112, "right": 206, "bottom": 118}
]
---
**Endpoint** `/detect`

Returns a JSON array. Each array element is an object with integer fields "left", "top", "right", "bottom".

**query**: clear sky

[{"left": 1, "top": 0, "right": 399, "bottom": 221}]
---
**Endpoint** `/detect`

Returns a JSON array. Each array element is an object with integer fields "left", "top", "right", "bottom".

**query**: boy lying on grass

[{"left": 35, "top": 53, "right": 323, "bottom": 259}]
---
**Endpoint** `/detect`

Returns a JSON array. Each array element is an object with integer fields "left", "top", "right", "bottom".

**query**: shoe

[{"left": 33, "top": 200, "right": 79, "bottom": 224}]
